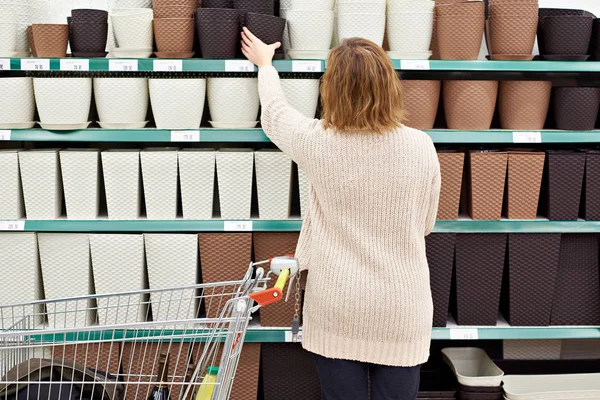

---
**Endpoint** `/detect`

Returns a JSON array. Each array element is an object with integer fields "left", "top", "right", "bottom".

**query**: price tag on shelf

[
  {"left": 400, "top": 60, "right": 430, "bottom": 70},
  {"left": 153, "top": 59, "right": 183, "bottom": 72},
  {"left": 292, "top": 60, "right": 322, "bottom": 73},
  {"left": 109, "top": 59, "right": 138, "bottom": 72},
  {"left": 450, "top": 328, "right": 479, "bottom": 340},
  {"left": 170, "top": 130, "right": 200, "bottom": 142},
  {"left": 0, "top": 59, "right": 11, "bottom": 71},
  {"left": 285, "top": 331, "right": 303, "bottom": 343},
  {"left": 0, "top": 221, "right": 25, "bottom": 231},
  {"left": 224, "top": 221, "right": 253, "bottom": 232},
  {"left": 21, "top": 59, "right": 50, "bottom": 71},
  {"left": 60, "top": 59, "right": 89, "bottom": 71},
  {"left": 0, "top": 130, "right": 10, "bottom": 141},
  {"left": 225, "top": 60, "right": 255, "bottom": 72},
  {"left": 513, "top": 131, "right": 542, "bottom": 143}
]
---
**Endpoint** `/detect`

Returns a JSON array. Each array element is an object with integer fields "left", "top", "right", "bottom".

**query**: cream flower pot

[
  {"left": 140, "top": 148, "right": 179, "bottom": 220},
  {"left": 255, "top": 150, "right": 292, "bottom": 220},
  {"left": 286, "top": 10, "right": 334, "bottom": 50},
  {"left": 33, "top": 77, "right": 92, "bottom": 129},
  {"left": 149, "top": 78, "right": 206, "bottom": 129},
  {"left": 60, "top": 149, "right": 100, "bottom": 220},
  {"left": 101, "top": 150, "right": 141, "bottom": 220},
  {"left": 216, "top": 149, "right": 254, "bottom": 220},
  {"left": 18, "top": 149, "right": 63, "bottom": 220},
  {"left": 94, "top": 77, "right": 149, "bottom": 127},
  {"left": 0, "top": 150, "right": 24, "bottom": 220},
  {"left": 178, "top": 149, "right": 215, "bottom": 220},
  {"left": 0, "top": 77, "right": 35, "bottom": 128},
  {"left": 280, "top": 79, "right": 320, "bottom": 119},
  {"left": 207, "top": 78, "right": 259, "bottom": 128}
]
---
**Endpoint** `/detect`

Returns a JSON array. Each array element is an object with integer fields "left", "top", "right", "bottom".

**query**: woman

[{"left": 242, "top": 28, "right": 440, "bottom": 400}]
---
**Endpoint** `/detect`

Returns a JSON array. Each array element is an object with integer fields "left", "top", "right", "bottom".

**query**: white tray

[{"left": 442, "top": 347, "right": 504, "bottom": 387}]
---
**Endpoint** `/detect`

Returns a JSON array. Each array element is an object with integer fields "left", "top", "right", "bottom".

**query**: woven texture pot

[
  {"left": 178, "top": 149, "right": 215, "bottom": 220},
  {"left": 543, "top": 16, "right": 593, "bottom": 56},
  {"left": 0, "top": 77, "right": 35, "bottom": 127},
  {"left": 286, "top": 10, "right": 334, "bottom": 50},
  {"left": 262, "top": 344, "right": 321, "bottom": 400},
  {"left": 437, "top": 151, "right": 464, "bottom": 220},
  {"left": 590, "top": 19, "right": 600, "bottom": 60},
  {"left": 141, "top": 148, "right": 179, "bottom": 220},
  {"left": 0, "top": 150, "right": 24, "bottom": 220},
  {"left": 255, "top": 150, "right": 292, "bottom": 220},
  {"left": 216, "top": 149, "right": 254, "bottom": 219},
  {"left": 551, "top": 234, "right": 600, "bottom": 326},
  {"left": 153, "top": 5, "right": 196, "bottom": 18},
  {"left": 34, "top": 78, "right": 92, "bottom": 126},
  {"left": 455, "top": 234, "right": 507, "bottom": 326},
  {"left": 69, "top": 19, "right": 108, "bottom": 55},
  {"left": 443, "top": 80, "right": 498, "bottom": 130},
  {"left": 203, "top": 0, "right": 233, "bottom": 7},
  {"left": 506, "top": 151, "right": 545, "bottom": 220},
  {"left": 0, "top": 234, "right": 41, "bottom": 311},
  {"left": 488, "top": 4, "right": 538, "bottom": 56},
  {"left": 436, "top": 1, "right": 484, "bottom": 60},
  {"left": 426, "top": 234, "right": 456, "bottom": 327},
  {"left": 234, "top": 0, "right": 274, "bottom": 15},
  {"left": 584, "top": 151, "right": 600, "bottom": 220},
  {"left": 387, "top": 12, "right": 433, "bottom": 53},
  {"left": 154, "top": 17, "right": 195, "bottom": 52},
  {"left": 229, "top": 343, "right": 261, "bottom": 400},
  {"left": 506, "top": 234, "right": 561, "bottom": 327},
  {"left": 244, "top": 12, "right": 285, "bottom": 45},
  {"left": 503, "top": 340, "right": 562, "bottom": 360},
  {"left": 545, "top": 151, "right": 585, "bottom": 221},
  {"left": 196, "top": 8, "right": 239, "bottom": 58},
  {"left": 149, "top": 78, "right": 206, "bottom": 129},
  {"left": 111, "top": 9, "right": 154, "bottom": 49},
  {"left": 498, "top": 81, "right": 551, "bottom": 130},
  {"left": 31, "top": 24, "right": 68, "bottom": 57},
  {"left": 207, "top": 78, "right": 259, "bottom": 127},
  {"left": 18, "top": 150, "right": 63, "bottom": 220},
  {"left": 94, "top": 78, "right": 149, "bottom": 125},
  {"left": 403, "top": 80, "right": 441, "bottom": 130},
  {"left": 60, "top": 149, "right": 100, "bottom": 220},
  {"left": 553, "top": 87, "right": 600, "bottom": 131},
  {"left": 280, "top": 79, "right": 320, "bottom": 119},
  {"left": 468, "top": 151, "right": 508, "bottom": 221},
  {"left": 337, "top": 12, "right": 385, "bottom": 46},
  {"left": 101, "top": 150, "right": 141, "bottom": 220},
  {"left": 538, "top": 8, "right": 590, "bottom": 55}
]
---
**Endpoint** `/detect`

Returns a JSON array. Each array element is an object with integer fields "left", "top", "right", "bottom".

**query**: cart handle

[{"left": 249, "top": 256, "right": 298, "bottom": 306}]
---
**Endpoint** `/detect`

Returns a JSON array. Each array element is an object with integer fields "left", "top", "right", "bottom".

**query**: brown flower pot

[
  {"left": 31, "top": 24, "right": 69, "bottom": 58},
  {"left": 27, "top": 26, "right": 37, "bottom": 57},
  {"left": 489, "top": 15, "right": 538, "bottom": 55},
  {"left": 507, "top": 151, "right": 545, "bottom": 220},
  {"left": 437, "top": 151, "right": 465, "bottom": 220},
  {"left": 498, "top": 81, "right": 551, "bottom": 130},
  {"left": 443, "top": 80, "right": 498, "bottom": 130},
  {"left": 436, "top": 2, "right": 484, "bottom": 60},
  {"left": 154, "top": 18, "right": 195, "bottom": 52},
  {"left": 468, "top": 151, "right": 508, "bottom": 220},
  {"left": 153, "top": 5, "right": 196, "bottom": 18},
  {"left": 545, "top": 151, "right": 586, "bottom": 221},
  {"left": 229, "top": 344, "right": 261, "bottom": 400},
  {"left": 403, "top": 80, "right": 441, "bottom": 130}
]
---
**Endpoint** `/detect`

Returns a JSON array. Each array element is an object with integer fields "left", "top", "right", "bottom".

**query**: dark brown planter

[
  {"left": 233, "top": 0, "right": 274, "bottom": 15},
  {"left": 71, "top": 8, "right": 108, "bottom": 23},
  {"left": 553, "top": 87, "right": 600, "bottom": 131},
  {"left": 70, "top": 22, "right": 108, "bottom": 54},
  {"left": 196, "top": 8, "right": 240, "bottom": 58},
  {"left": 262, "top": 344, "right": 321, "bottom": 400},
  {"left": 203, "top": 0, "right": 233, "bottom": 7},
  {"left": 545, "top": 150, "right": 586, "bottom": 220},
  {"left": 543, "top": 15, "right": 593, "bottom": 55},
  {"left": 538, "top": 8, "right": 590, "bottom": 54},
  {"left": 506, "top": 151, "right": 545, "bottom": 220},
  {"left": 506, "top": 234, "right": 561, "bottom": 326},
  {"left": 468, "top": 151, "right": 508, "bottom": 221},
  {"left": 426, "top": 234, "right": 456, "bottom": 327},
  {"left": 584, "top": 151, "right": 600, "bottom": 220},
  {"left": 590, "top": 19, "right": 600, "bottom": 60},
  {"left": 244, "top": 12, "right": 285, "bottom": 46},
  {"left": 437, "top": 151, "right": 465, "bottom": 220}
]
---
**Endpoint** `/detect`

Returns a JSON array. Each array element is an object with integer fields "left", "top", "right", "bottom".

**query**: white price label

[
  {"left": 109, "top": 59, "right": 138, "bottom": 72},
  {"left": 21, "top": 59, "right": 50, "bottom": 71},
  {"left": 154, "top": 59, "right": 183, "bottom": 72},
  {"left": 285, "top": 331, "right": 303, "bottom": 343},
  {"left": 224, "top": 221, "right": 253, "bottom": 232},
  {"left": 225, "top": 60, "right": 255, "bottom": 72},
  {"left": 0, "top": 130, "right": 10, "bottom": 140},
  {"left": 0, "top": 59, "right": 11, "bottom": 71},
  {"left": 450, "top": 329, "right": 479, "bottom": 340},
  {"left": 400, "top": 60, "right": 430, "bottom": 70},
  {"left": 0, "top": 221, "right": 25, "bottom": 231},
  {"left": 292, "top": 60, "right": 322, "bottom": 73},
  {"left": 513, "top": 131, "right": 542, "bottom": 143},
  {"left": 60, "top": 59, "right": 89, "bottom": 71},
  {"left": 170, "top": 130, "right": 200, "bottom": 142}
]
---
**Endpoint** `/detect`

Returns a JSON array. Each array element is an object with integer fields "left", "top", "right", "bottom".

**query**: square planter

[
  {"left": 216, "top": 149, "right": 254, "bottom": 220},
  {"left": 468, "top": 151, "right": 508, "bottom": 220},
  {"left": 455, "top": 234, "right": 507, "bottom": 326},
  {"left": 255, "top": 150, "right": 292, "bottom": 220},
  {"left": 0, "top": 150, "right": 24, "bottom": 220},
  {"left": 253, "top": 233, "right": 300, "bottom": 327},
  {"left": 18, "top": 149, "right": 63, "bottom": 220},
  {"left": 144, "top": 234, "right": 198, "bottom": 322},
  {"left": 101, "top": 150, "right": 141, "bottom": 220},
  {"left": 506, "top": 151, "right": 545, "bottom": 220},
  {"left": 545, "top": 151, "right": 586, "bottom": 220},
  {"left": 426, "top": 233, "right": 456, "bottom": 327},
  {"left": 437, "top": 151, "right": 464, "bottom": 220},
  {"left": 583, "top": 151, "right": 600, "bottom": 220},
  {"left": 90, "top": 234, "right": 147, "bottom": 325},
  {"left": 503, "top": 340, "right": 562, "bottom": 360},
  {"left": 140, "top": 148, "right": 179, "bottom": 220},
  {"left": 229, "top": 343, "right": 261, "bottom": 400},
  {"left": 60, "top": 149, "right": 100, "bottom": 220},
  {"left": 178, "top": 149, "right": 215, "bottom": 220},
  {"left": 298, "top": 164, "right": 309, "bottom": 218},
  {"left": 506, "top": 234, "right": 561, "bottom": 326}
]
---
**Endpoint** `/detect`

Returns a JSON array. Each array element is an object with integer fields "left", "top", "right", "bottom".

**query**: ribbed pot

[
  {"left": 584, "top": 151, "right": 600, "bottom": 220},
  {"left": 507, "top": 151, "right": 545, "bottom": 220},
  {"left": 216, "top": 149, "right": 254, "bottom": 219},
  {"left": 101, "top": 150, "right": 141, "bottom": 220},
  {"left": 60, "top": 149, "right": 100, "bottom": 220},
  {"left": 498, "top": 81, "right": 551, "bottom": 130},
  {"left": 0, "top": 234, "right": 41, "bottom": 312},
  {"left": 443, "top": 80, "right": 498, "bottom": 130},
  {"left": 286, "top": 10, "right": 334, "bottom": 50},
  {"left": 140, "top": 148, "right": 179, "bottom": 220},
  {"left": 207, "top": 78, "right": 259, "bottom": 127},
  {"left": 33, "top": 77, "right": 92, "bottom": 126},
  {"left": 544, "top": 16, "right": 593, "bottom": 55},
  {"left": 154, "top": 17, "right": 194, "bottom": 52},
  {"left": 196, "top": 8, "right": 239, "bottom": 58},
  {"left": 545, "top": 151, "right": 586, "bottom": 221},
  {"left": 31, "top": 24, "right": 68, "bottom": 57},
  {"left": 403, "top": 80, "right": 441, "bottom": 130},
  {"left": 178, "top": 149, "right": 215, "bottom": 220},
  {"left": 149, "top": 78, "right": 206, "bottom": 129},
  {"left": 436, "top": 2, "right": 484, "bottom": 60},
  {"left": 94, "top": 78, "right": 148, "bottom": 126},
  {"left": 468, "top": 151, "right": 508, "bottom": 221},
  {"left": 337, "top": 12, "right": 386, "bottom": 46},
  {"left": 255, "top": 150, "right": 293, "bottom": 220},
  {"left": 262, "top": 344, "right": 321, "bottom": 400},
  {"left": 426, "top": 233, "right": 456, "bottom": 327},
  {"left": 280, "top": 79, "right": 320, "bottom": 119},
  {"left": 18, "top": 150, "right": 63, "bottom": 220},
  {"left": 111, "top": 11, "right": 154, "bottom": 49},
  {"left": 553, "top": 87, "right": 600, "bottom": 131},
  {"left": 0, "top": 150, "right": 24, "bottom": 220},
  {"left": 0, "top": 77, "right": 35, "bottom": 127},
  {"left": 437, "top": 151, "right": 464, "bottom": 220},
  {"left": 489, "top": 14, "right": 537, "bottom": 55},
  {"left": 387, "top": 12, "right": 433, "bottom": 53}
]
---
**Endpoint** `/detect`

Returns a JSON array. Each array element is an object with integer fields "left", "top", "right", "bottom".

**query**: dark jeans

[{"left": 314, "top": 353, "right": 420, "bottom": 400}]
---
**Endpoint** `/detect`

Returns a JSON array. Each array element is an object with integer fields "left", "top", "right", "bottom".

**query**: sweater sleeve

[{"left": 425, "top": 162, "right": 441, "bottom": 236}]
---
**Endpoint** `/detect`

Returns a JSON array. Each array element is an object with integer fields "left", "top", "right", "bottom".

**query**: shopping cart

[{"left": 0, "top": 256, "right": 299, "bottom": 400}]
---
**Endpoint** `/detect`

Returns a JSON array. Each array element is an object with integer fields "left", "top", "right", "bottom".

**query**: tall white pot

[
  {"left": 149, "top": 79, "right": 206, "bottom": 129},
  {"left": 60, "top": 149, "right": 100, "bottom": 220},
  {"left": 33, "top": 77, "right": 92, "bottom": 128},
  {"left": 280, "top": 79, "right": 320, "bottom": 119},
  {"left": 337, "top": 13, "right": 386, "bottom": 46},
  {"left": 0, "top": 77, "right": 35, "bottom": 128},
  {"left": 178, "top": 149, "right": 215, "bottom": 220},
  {"left": 207, "top": 78, "right": 259, "bottom": 128},
  {"left": 18, "top": 149, "right": 63, "bottom": 220},
  {"left": 101, "top": 150, "right": 141, "bottom": 220},
  {"left": 94, "top": 77, "right": 149, "bottom": 127},
  {"left": 0, "top": 150, "right": 24, "bottom": 220},
  {"left": 387, "top": 12, "right": 433, "bottom": 53},
  {"left": 255, "top": 150, "right": 292, "bottom": 220},
  {"left": 140, "top": 148, "right": 179, "bottom": 220},
  {"left": 216, "top": 149, "right": 254, "bottom": 220}
]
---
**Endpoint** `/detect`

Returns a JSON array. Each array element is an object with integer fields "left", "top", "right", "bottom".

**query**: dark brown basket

[
  {"left": 196, "top": 8, "right": 240, "bottom": 58},
  {"left": 545, "top": 151, "right": 586, "bottom": 220},
  {"left": 551, "top": 234, "right": 600, "bottom": 326},
  {"left": 553, "top": 87, "right": 600, "bottom": 131},
  {"left": 506, "top": 234, "right": 561, "bottom": 326},
  {"left": 244, "top": 12, "right": 285, "bottom": 45},
  {"left": 233, "top": 0, "right": 274, "bottom": 15},
  {"left": 506, "top": 151, "right": 545, "bottom": 220},
  {"left": 468, "top": 151, "right": 508, "bottom": 221},
  {"left": 455, "top": 234, "right": 507, "bottom": 326},
  {"left": 403, "top": 80, "right": 441, "bottom": 130},
  {"left": 70, "top": 22, "right": 108, "bottom": 54},
  {"left": 584, "top": 151, "right": 600, "bottom": 220},
  {"left": 538, "top": 8, "right": 590, "bottom": 54},
  {"left": 498, "top": 81, "right": 551, "bottom": 130},
  {"left": 71, "top": 8, "right": 108, "bottom": 23},
  {"left": 262, "top": 344, "right": 321, "bottom": 400},
  {"left": 543, "top": 15, "right": 593, "bottom": 55},
  {"left": 437, "top": 151, "right": 465, "bottom": 220},
  {"left": 426, "top": 234, "right": 456, "bottom": 327}
]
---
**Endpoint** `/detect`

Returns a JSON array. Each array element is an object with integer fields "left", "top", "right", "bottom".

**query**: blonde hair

[{"left": 321, "top": 37, "right": 405, "bottom": 134}]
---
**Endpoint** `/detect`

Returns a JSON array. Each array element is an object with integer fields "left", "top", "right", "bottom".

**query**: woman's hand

[{"left": 241, "top": 27, "right": 281, "bottom": 69}]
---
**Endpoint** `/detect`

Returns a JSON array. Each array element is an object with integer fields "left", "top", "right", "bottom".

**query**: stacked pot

[
  {"left": 336, "top": 0, "right": 385, "bottom": 47},
  {"left": 196, "top": 7, "right": 240, "bottom": 58},
  {"left": 435, "top": 0, "right": 484, "bottom": 60},
  {"left": 153, "top": 0, "right": 196, "bottom": 58},
  {"left": 29, "top": 23, "right": 68, "bottom": 57},
  {"left": 443, "top": 80, "right": 498, "bottom": 130},
  {"left": 110, "top": 8, "right": 154, "bottom": 58},
  {"left": 386, "top": 0, "right": 434, "bottom": 59},
  {"left": 283, "top": 0, "right": 334, "bottom": 59},
  {"left": 243, "top": 12, "right": 286, "bottom": 59},
  {"left": 487, "top": 0, "right": 538, "bottom": 60},
  {"left": 68, "top": 9, "right": 108, "bottom": 58},
  {"left": 0, "top": 1, "right": 31, "bottom": 56},
  {"left": 539, "top": 8, "right": 594, "bottom": 60}
]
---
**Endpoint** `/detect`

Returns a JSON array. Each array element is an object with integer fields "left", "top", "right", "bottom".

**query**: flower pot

[
  {"left": 149, "top": 78, "right": 206, "bottom": 129},
  {"left": 196, "top": 8, "right": 240, "bottom": 58},
  {"left": 255, "top": 150, "right": 292, "bottom": 220},
  {"left": 71, "top": 9, "right": 109, "bottom": 23},
  {"left": 0, "top": 150, "right": 24, "bottom": 220},
  {"left": 0, "top": 233, "right": 42, "bottom": 309},
  {"left": 280, "top": 79, "right": 320, "bottom": 119},
  {"left": 69, "top": 22, "right": 109, "bottom": 55},
  {"left": 468, "top": 151, "right": 508, "bottom": 221},
  {"left": 489, "top": 15, "right": 537, "bottom": 56},
  {"left": 262, "top": 344, "right": 321, "bottom": 400},
  {"left": 101, "top": 150, "right": 141, "bottom": 220},
  {"left": 498, "top": 81, "right": 551, "bottom": 130},
  {"left": 207, "top": 78, "right": 259, "bottom": 127},
  {"left": 503, "top": 340, "right": 562, "bottom": 360},
  {"left": 178, "top": 149, "right": 215, "bottom": 220},
  {"left": 18, "top": 149, "right": 63, "bottom": 220},
  {"left": 203, "top": 0, "right": 233, "bottom": 7},
  {"left": 234, "top": 0, "right": 274, "bottom": 15},
  {"left": 443, "top": 80, "right": 498, "bottom": 130},
  {"left": 94, "top": 78, "right": 148, "bottom": 126},
  {"left": 590, "top": 18, "right": 600, "bottom": 61},
  {"left": 506, "top": 151, "right": 545, "bottom": 220},
  {"left": 387, "top": 12, "right": 434, "bottom": 53},
  {"left": 545, "top": 151, "right": 586, "bottom": 221},
  {"left": 286, "top": 10, "right": 334, "bottom": 50},
  {"left": 111, "top": 10, "right": 154, "bottom": 49},
  {"left": 0, "top": 77, "right": 35, "bottom": 128},
  {"left": 584, "top": 151, "right": 600, "bottom": 220},
  {"left": 0, "top": 22, "right": 16, "bottom": 54},
  {"left": 553, "top": 87, "right": 600, "bottom": 131},
  {"left": 31, "top": 24, "right": 68, "bottom": 57},
  {"left": 437, "top": 151, "right": 464, "bottom": 220},
  {"left": 216, "top": 149, "right": 254, "bottom": 219},
  {"left": 426, "top": 233, "right": 456, "bottom": 327},
  {"left": 337, "top": 13, "right": 386, "bottom": 46},
  {"left": 538, "top": 8, "right": 590, "bottom": 55},
  {"left": 244, "top": 12, "right": 285, "bottom": 46},
  {"left": 403, "top": 80, "right": 440, "bottom": 130},
  {"left": 154, "top": 18, "right": 194, "bottom": 52},
  {"left": 230, "top": 344, "right": 261, "bottom": 400},
  {"left": 60, "top": 149, "right": 100, "bottom": 220},
  {"left": 33, "top": 77, "right": 92, "bottom": 128},
  {"left": 544, "top": 16, "right": 593, "bottom": 55},
  {"left": 153, "top": 5, "right": 196, "bottom": 18},
  {"left": 141, "top": 148, "right": 179, "bottom": 220},
  {"left": 436, "top": 2, "right": 484, "bottom": 60},
  {"left": 298, "top": 165, "right": 309, "bottom": 218}
]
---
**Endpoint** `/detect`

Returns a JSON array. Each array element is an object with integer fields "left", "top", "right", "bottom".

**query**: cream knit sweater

[{"left": 258, "top": 66, "right": 441, "bottom": 367}]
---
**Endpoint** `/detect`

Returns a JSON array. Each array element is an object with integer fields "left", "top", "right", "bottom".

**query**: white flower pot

[
  {"left": 387, "top": 12, "right": 433, "bottom": 53},
  {"left": 90, "top": 234, "right": 147, "bottom": 324},
  {"left": 33, "top": 77, "right": 92, "bottom": 127},
  {"left": 289, "top": 0, "right": 334, "bottom": 9},
  {"left": 286, "top": 10, "right": 334, "bottom": 50},
  {"left": 216, "top": 149, "right": 254, "bottom": 220},
  {"left": 280, "top": 79, "right": 320, "bottom": 119},
  {"left": 0, "top": 150, "right": 24, "bottom": 220},
  {"left": 18, "top": 149, "right": 63, "bottom": 220},
  {"left": 0, "top": 23, "right": 16, "bottom": 53},
  {"left": 94, "top": 77, "right": 149, "bottom": 125},
  {"left": 207, "top": 78, "right": 259, "bottom": 127},
  {"left": 149, "top": 78, "right": 206, "bottom": 129},
  {"left": 140, "top": 148, "right": 179, "bottom": 220},
  {"left": 60, "top": 149, "right": 100, "bottom": 220},
  {"left": 298, "top": 164, "right": 309, "bottom": 218},
  {"left": 38, "top": 233, "right": 93, "bottom": 327},
  {"left": 279, "top": 8, "right": 291, "bottom": 53},
  {"left": 255, "top": 150, "right": 292, "bottom": 220},
  {"left": 0, "top": 77, "right": 36, "bottom": 127},
  {"left": 144, "top": 234, "right": 198, "bottom": 322},
  {"left": 337, "top": 13, "right": 386, "bottom": 46},
  {"left": 178, "top": 149, "right": 215, "bottom": 220},
  {"left": 101, "top": 150, "right": 141, "bottom": 220},
  {"left": 338, "top": 2, "right": 386, "bottom": 14},
  {"left": 111, "top": 11, "right": 153, "bottom": 49},
  {"left": 387, "top": 0, "right": 434, "bottom": 14}
]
